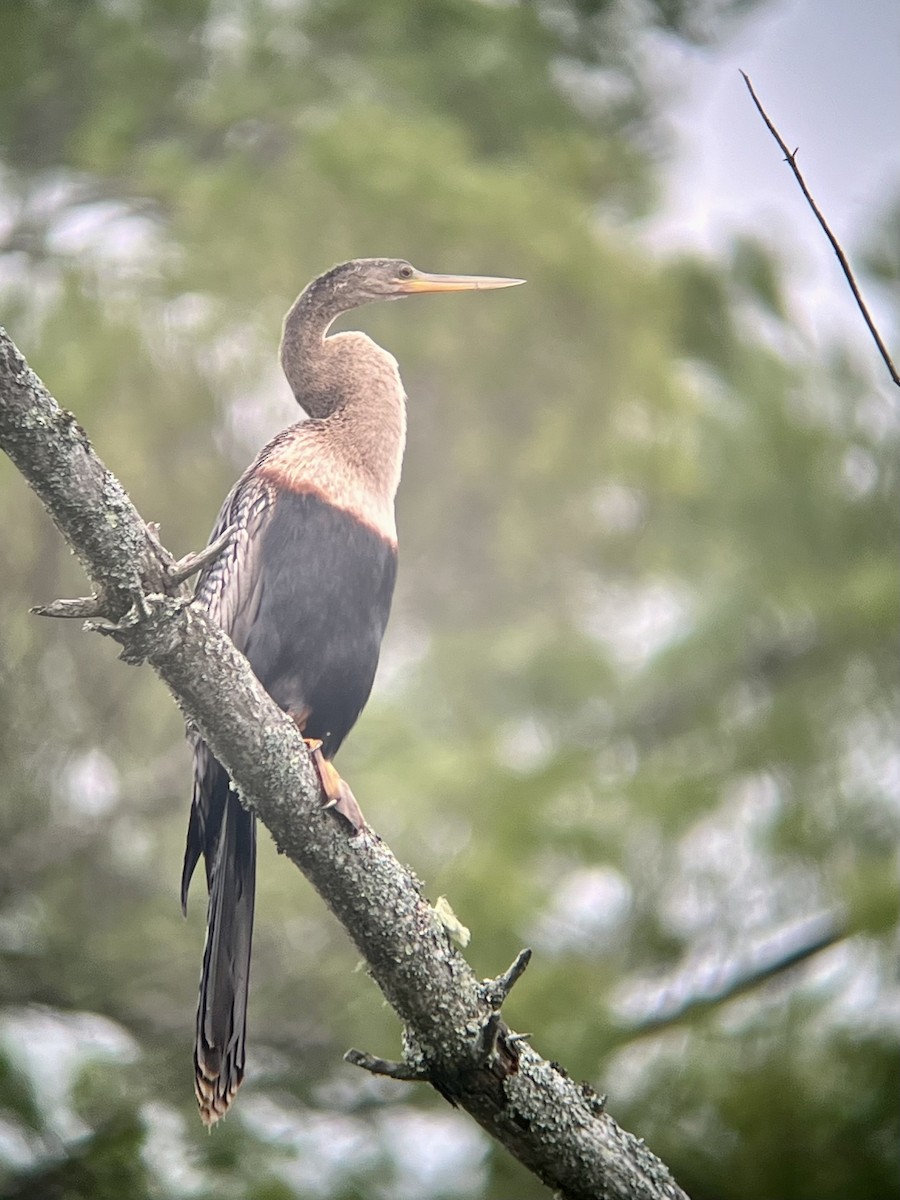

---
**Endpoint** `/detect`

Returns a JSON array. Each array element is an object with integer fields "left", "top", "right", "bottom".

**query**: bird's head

[
  {"left": 280, "top": 258, "right": 524, "bottom": 413},
  {"left": 317, "top": 258, "right": 525, "bottom": 312}
]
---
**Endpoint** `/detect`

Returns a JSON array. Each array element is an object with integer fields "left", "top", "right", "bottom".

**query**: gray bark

[{"left": 0, "top": 326, "right": 689, "bottom": 1200}]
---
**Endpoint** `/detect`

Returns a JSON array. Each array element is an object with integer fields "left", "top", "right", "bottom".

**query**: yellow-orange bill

[{"left": 399, "top": 269, "right": 526, "bottom": 293}]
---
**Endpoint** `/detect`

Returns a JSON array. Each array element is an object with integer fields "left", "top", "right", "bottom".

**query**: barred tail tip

[{"left": 195, "top": 1060, "right": 242, "bottom": 1127}]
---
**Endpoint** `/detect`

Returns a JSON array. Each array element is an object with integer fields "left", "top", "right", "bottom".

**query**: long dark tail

[{"left": 183, "top": 757, "right": 256, "bottom": 1125}]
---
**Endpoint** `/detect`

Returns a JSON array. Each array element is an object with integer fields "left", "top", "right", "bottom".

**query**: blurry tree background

[{"left": 0, "top": 2, "right": 897, "bottom": 1198}]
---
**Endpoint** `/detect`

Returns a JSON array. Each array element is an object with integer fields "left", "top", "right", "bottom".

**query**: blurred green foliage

[{"left": 0, "top": 1, "right": 897, "bottom": 1197}]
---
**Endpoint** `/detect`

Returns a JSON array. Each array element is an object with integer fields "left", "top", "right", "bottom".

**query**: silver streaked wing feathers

[{"left": 194, "top": 476, "right": 274, "bottom": 653}]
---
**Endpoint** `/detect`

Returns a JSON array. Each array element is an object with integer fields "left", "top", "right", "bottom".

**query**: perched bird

[{"left": 181, "top": 258, "right": 524, "bottom": 1124}]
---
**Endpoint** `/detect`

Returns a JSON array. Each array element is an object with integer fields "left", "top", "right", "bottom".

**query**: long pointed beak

[{"left": 397, "top": 269, "right": 525, "bottom": 294}]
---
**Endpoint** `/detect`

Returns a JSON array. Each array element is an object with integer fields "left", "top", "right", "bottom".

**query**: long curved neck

[
  {"left": 278, "top": 287, "right": 407, "bottom": 503},
  {"left": 279, "top": 281, "right": 348, "bottom": 417}
]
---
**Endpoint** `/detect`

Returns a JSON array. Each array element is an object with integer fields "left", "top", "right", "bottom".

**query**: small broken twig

[
  {"left": 473, "top": 1011, "right": 505, "bottom": 1066},
  {"left": 482, "top": 947, "right": 532, "bottom": 1010},
  {"left": 31, "top": 595, "right": 104, "bottom": 619},
  {"left": 741, "top": 70, "right": 899, "bottom": 389},
  {"left": 167, "top": 523, "right": 236, "bottom": 587},
  {"left": 343, "top": 1049, "right": 430, "bottom": 1083}
]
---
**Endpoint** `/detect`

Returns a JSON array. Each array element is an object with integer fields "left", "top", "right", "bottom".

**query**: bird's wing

[
  {"left": 181, "top": 472, "right": 274, "bottom": 912},
  {"left": 194, "top": 472, "right": 275, "bottom": 651}
]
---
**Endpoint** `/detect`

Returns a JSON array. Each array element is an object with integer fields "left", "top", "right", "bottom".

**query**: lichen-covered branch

[{"left": 0, "top": 326, "right": 689, "bottom": 1200}]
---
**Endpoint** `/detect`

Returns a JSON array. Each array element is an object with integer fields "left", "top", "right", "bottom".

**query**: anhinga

[{"left": 181, "top": 258, "right": 524, "bottom": 1124}]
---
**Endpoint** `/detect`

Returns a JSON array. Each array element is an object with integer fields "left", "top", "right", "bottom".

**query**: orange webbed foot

[{"left": 304, "top": 739, "right": 365, "bottom": 832}]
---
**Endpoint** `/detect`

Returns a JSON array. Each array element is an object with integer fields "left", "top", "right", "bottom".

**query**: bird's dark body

[
  {"left": 244, "top": 490, "right": 397, "bottom": 749},
  {"left": 182, "top": 478, "right": 397, "bottom": 1118},
  {"left": 181, "top": 256, "right": 521, "bottom": 1125},
  {"left": 182, "top": 487, "right": 397, "bottom": 898}
]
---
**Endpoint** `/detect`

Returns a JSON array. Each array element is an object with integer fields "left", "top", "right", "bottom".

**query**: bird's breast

[{"left": 257, "top": 432, "right": 398, "bottom": 546}]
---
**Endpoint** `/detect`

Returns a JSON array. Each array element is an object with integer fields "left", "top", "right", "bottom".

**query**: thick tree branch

[
  {"left": 0, "top": 327, "right": 689, "bottom": 1200},
  {"left": 741, "top": 70, "right": 899, "bottom": 389}
]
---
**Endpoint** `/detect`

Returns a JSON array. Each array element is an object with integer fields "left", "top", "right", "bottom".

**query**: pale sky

[{"left": 647, "top": 0, "right": 900, "bottom": 356}]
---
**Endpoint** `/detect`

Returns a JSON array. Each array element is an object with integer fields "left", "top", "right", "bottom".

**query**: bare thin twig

[
  {"left": 741, "top": 70, "right": 899, "bottom": 389},
  {"left": 624, "top": 913, "right": 848, "bottom": 1040}
]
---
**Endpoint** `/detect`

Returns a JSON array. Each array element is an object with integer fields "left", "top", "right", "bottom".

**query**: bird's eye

[{"left": 397, "top": 265, "right": 413, "bottom": 279}]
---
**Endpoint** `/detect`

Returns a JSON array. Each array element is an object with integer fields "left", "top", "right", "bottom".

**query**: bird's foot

[{"left": 305, "top": 740, "right": 365, "bottom": 832}]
